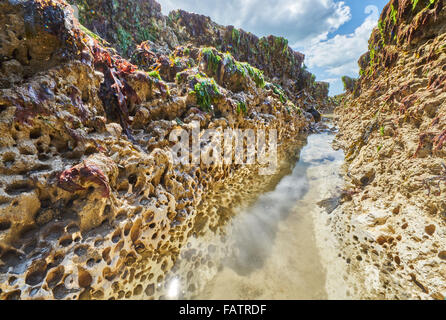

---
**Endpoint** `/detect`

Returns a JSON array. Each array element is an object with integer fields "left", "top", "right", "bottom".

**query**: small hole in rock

[
  {"left": 5, "top": 181, "right": 34, "bottom": 195},
  {"left": 66, "top": 224, "right": 80, "bottom": 234},
  {"left": 74, "top": 246, "right": 87, "bottom": 257},
  {"left": 115, "top": 211, "right": 127, "bottom": 221},
  {"left": 0, "top": 220, "right": 11, "bottom": 231},
  {"left": 86, "top": 258, "right": 95, "bottom": 268},
  {"left": 128, "top": 174, "right": 137, "bottom": 185},
  {"left": 5, "top": 290, "right": 21, "bottom": 300},
  {"left": 8, "top": 276, "right": 17, "bottom": 285},
  {"left": 29, "top": 128, "right": 42, "bottom": 140},
  {"left": 59, "top": 235, "right": 73, "bottom": 247},
  {"left": 84, "top": 146, "right": 97, "bottom": 156}
]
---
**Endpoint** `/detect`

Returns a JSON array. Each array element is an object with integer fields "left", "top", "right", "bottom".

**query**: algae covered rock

[{"left": 68, "top": 0, "right": 330, "bottom": 113}]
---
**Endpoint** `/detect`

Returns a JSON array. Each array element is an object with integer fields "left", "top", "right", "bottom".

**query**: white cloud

[
  {"left": 303, "top": 5, "right": 379, "bottom": 77},
  {"left": 156, "top": 1, "right": 379, "bottom": 96},
  {"left": 321, "top": 78, "right": 340, "bottom": 84},
  {"left": 157, "top": 0, "right": 352, "bottom": 44}
]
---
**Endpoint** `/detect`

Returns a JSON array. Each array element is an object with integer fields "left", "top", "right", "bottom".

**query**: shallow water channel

[{"left": 167, "top": 118, "right": 348, "bottom": 300}]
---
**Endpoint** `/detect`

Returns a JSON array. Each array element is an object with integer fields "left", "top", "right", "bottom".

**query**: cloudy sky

[{"left": 157, "top": 0, "right": 389, "bottom": 95}]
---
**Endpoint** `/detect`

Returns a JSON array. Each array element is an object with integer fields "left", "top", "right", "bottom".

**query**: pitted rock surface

[
  {"left": 0, "top": 0, "right": 323, "bottom": 300},
  {"left": 334, "top": 0, "right": 446, "bottom": 300}
]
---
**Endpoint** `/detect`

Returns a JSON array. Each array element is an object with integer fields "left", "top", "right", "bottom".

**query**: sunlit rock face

[
  {"left": 0, "top": 0, "right": 321, "bottom": 300},
  {"left": 335, "top": 0, "right": 446, "bottom": 300}
]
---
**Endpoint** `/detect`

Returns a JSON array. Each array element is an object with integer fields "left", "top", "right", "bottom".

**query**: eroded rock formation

[
  {"left": 334, "top": 0, "right": 446, "bottom": 299},
  {"left": 67, "top": 0, "right": 329, "bottom": 114},
  {"left": 0, "top": 0, "right": 321, "bottom": 300}
]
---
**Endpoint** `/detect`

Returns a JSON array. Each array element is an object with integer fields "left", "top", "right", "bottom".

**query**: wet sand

[{"left": 191, "top": 122, "right": 349, "bottom": 299}]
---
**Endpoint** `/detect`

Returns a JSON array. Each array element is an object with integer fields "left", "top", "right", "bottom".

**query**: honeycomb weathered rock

[
  {"left": 334, "top": 0, "right": 446, "bottom": 300},
  {"left": 0, "top": 0, "right": 319, "bottom": 300}
]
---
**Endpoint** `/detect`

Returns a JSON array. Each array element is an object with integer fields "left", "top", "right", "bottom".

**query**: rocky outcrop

[
  {"left": 312, "top": 81, "right": 329, "bottom": 101},
  {"left": 0, "top": 0, "right": 311, "bottom": 300},
  {"left": 67, "top": 0, "right": 329, "bottom": 114},
  {"left": 311, "top": 81, "right": 333, "bottom": 114},
  {"left": 333, "top": 0, "right": 446, "bottom": 299},
  {"left": 341, "top": 76, "right": 358, "bottom": 95}
]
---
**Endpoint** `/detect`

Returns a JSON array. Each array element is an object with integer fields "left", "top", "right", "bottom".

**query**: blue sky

[
  {"left": 303, "top": 0, "right": 389, "bottom": 95},
  {"left": 157, "top": 0, "right": 389, "bottom": 96}
]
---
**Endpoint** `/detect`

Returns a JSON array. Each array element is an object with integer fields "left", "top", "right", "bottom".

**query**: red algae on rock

[{"left": 0, "top": 0, "right": 329, "bottom": 300}]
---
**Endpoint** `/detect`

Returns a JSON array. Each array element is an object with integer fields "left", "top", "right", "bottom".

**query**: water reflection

[
  {"left": 167, "top": 119, "right": 345, "bottom": 300},
  {"left": 223, "top": 131, "right": 343, "bottom": 278},
  {"left": 224, "top": 162, "right": 309, "bottom": 276}
]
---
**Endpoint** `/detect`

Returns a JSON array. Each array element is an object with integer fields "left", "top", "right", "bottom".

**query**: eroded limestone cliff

[
  {"left": 0, "top": 0, "right": 325, "bottom": 300},
  {"left": 334, "top": 0, "right": 446, "bottom": 299}
]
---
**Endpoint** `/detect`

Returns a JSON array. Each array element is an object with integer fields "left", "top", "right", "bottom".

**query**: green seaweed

[
  {"left": 311, "top": 74, "right": 316, "bottom": 85},
  {"left": 190, "top": 75, "right": 222, "bottom": 112},
  {"left": 168, "top": 54, "right": 182, "bottom": 68},
  {"left": 201, "top": 48, "right": 222, "bottom": 74},
  {"left": 236, "top": 101, "right": 247, "bottom": 114},
  {"left": 117, "top": 26, "right": 133, "bottom": 53},
  {"left": 169, "top": 10, "right": 182, "bottom": 22},
  {"left": 79, "top": 24, "right": 106, "bottom": 44},
  {"left": 138, "top": 27, "right": 157, "bottom": 43},
  {"left": 412, "top": 0, "right": 437, "bottom": 10},
  {"left": 232, "top": 28, "right": 241, "bottom": 48},
  {"left": 370, "top": 46, "right": 376, "bottom": 62},
  {"left": 377, "top": 19, "right": 386, "bottom": 45},
  {"left": 427, "top": 0, "right": 437, "bottom": 8},
  {"left": 222, "top": 52, "right": 265, "bottom": 88},
  {"left": 274, "top": 37, "right": 289, "bottom": 55},
  {"left": 390, "top": 4, "right": 398, "bottom": 24},
  {"left": 112, "top": 0, "right": 119, "bottom": 10},
  {"left": 267, "top": 83, "right": 288, "bottom": 104},
  {"left": 240, "top": 62, "right": 265, "bottom": 88},
  {"left": 288, "top": 102, "right": 301, "bottom": 115},
  {"left": 223, "top": 53, "right": 240, "bottom": 72},
  {"left": 368, "top": 44, "right": 379, "bottom": 74},
  {"left": 258, "top": 37, "right": 270, "bottom": 61},
  {"left": 148, "top": 70, "right": 161, "bottom": 81}
]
